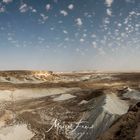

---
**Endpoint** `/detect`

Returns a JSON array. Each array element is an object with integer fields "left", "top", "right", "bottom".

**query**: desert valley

[{"left": 0, "top": 71, "right": 139, "bottom": 140}]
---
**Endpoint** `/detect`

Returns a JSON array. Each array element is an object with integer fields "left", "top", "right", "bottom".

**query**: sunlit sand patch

[
  {"left": 123, "top": 88, "right": 140, "bottom": 100},
  {"left": 79, "top": 100, "right": 89, "bottom": 105},
  {"left": 103, "top": 82, "right": 123, "bottom": 86},
  {"left": 0, "top": 88, "right": 79, "bottom": 101},
  {"left": 0, "top": 124, "right": 34, "bottom": 140},
  {"left": 104, "top": 93, "right": 129, "bottom": 115},
  {"left": 53, "top": 94, "right": 76, "bottom": 101}
]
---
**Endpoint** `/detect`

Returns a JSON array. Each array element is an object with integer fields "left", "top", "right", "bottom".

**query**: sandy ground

[
  {"left": 0, "top": 124, "right": 34, "bottom": 140},
  {"left": 0, "top": 88, "right": 79, "bottom": 101},
  {"left": 0, "top": 71, "right": 139, "bottom": 140}
]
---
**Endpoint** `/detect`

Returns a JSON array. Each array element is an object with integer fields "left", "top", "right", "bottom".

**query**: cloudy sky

[{"left": 0, "top": 0, "right": 139, "bottom": 71}]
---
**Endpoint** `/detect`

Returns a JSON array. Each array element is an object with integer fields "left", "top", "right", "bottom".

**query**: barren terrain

[{"left": 0, "top": 71, "right": 140, "bottom": 140}]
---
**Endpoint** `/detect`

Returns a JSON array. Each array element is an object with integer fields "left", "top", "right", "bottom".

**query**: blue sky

[{"left": 0, "top": 0, "right": 139, "bottom": 71}]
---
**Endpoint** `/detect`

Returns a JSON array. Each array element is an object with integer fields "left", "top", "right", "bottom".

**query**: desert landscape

[
  {"left": 0, "top": 0, "right": 139, "bottom": 139},
  {"left": 0, "top": 71, "right": 139, "bottom": 140}
]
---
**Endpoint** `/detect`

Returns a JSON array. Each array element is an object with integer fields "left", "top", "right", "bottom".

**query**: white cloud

[
  {"left": 68, "top": 4, "right": 74, "bottom": 10},
  {"left": 106, "top": 8, "right": 112, "bottom": 16},
  {"left": 75, "top": 18, "right": 83, "bottom": 26},
  {"left": 19, "top": 4, "right": 29, "bottom": 13},
  {"left": 60, "top": 10, "right": 68, "bottom": 16},
  {"left": 91, "top": 34, "right": 96, "bottom": 38},
  {"left": 8, "top": 36, "right": 13, "bottom": 41},
  {"left": 46, "top": 4, "right": 51, "bottom": 11},
  {"left": 58, "top": 20, "right": 63, "bottom": 24},
  {"left": 32, "top": 9, "right": 37, "bottom": 13},
  {"left": 3, "top": 0, "right": 12, "bottom": 4},
  {"left": 104, "top": 17, "right": 110, "bottom": 24},
  {"left": 83, "top": 33, "right": 87, "bottom": 37},
  {"left": 92, "top": 41, "right": 97, "bottom": 48},
  {"left": 129, "top": 11, "right": 139, "bottom": 16},
  {"left": 50, "top": 27, "right": 54, "bottom": 31},
  {"left": 38, "top": 37, "right": 45, "bottom": 44},
  {"left": 80, "top": 38, "right": 84, "bottom": 42},
  {"left": 63, "top": 30, "right": 68, "bottom": 34},
  {"left": 30, "top": 7, "right": 37, "bottom": 13},
  {"left": 105, "top": 0, "right": 114, "bottom": 7},
  {"left": 118, "top": 23, "right": 122, "bottom": 27},
  {"left": 40, "top": 14, "right": 48, "bottom": 21},
  {"left": 64, "top": 37, "right": 69, "bottom": 41},
  {"left": 0, "top": 6, "right": 5, "bottom": 13}
]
